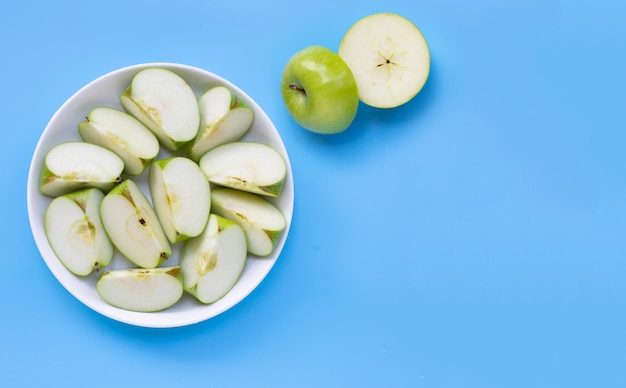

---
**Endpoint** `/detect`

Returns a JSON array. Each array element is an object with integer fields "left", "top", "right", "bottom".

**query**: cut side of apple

[
  {"left": 78, "top": 106, "right": 160, "bottom": 176},
  {"left": 338, "top": 13, "right": 430, "bottom": 108},
  {"left": 180, "top": 214, "right": 247, "bottom": 304},
  {"left": 96, "top": 266, "right": 183, "bottom": 312},
  {"left": 40, "top": 141, "right": 124, "bottom": 197},
  {"left": 184, "top": 86, "right": 254, "bottom": 161},
  {"left": 100, "top": 179, "right": 172, "bottom": 269},
  {"left": 120, "top": 68, "right": 200, "bottom": 151},
  {"left": 210, "top": 187, "right": 286, "bottom": 257},
  {"left": 149, "top": 157, "right": 211, "bottom": 244},
  {"left": 199, "top": 142, "right": 286, "bottom": 197},
  {"left": 44, "top": 188, "right": 113, "bottom": 276}
]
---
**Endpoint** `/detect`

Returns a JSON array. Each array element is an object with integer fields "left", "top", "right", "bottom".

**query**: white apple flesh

[
  {"left": 40, "top": 141, "right": 124, "bottom": 197},
  {"left": 210, "top": 187, "right": 286, "bottom": 257},
  {"left": 44, "top": 188, "right": 113, "bottom": 276},
  {"left": 149, "top": 157, "right": 211, "bottom": 244},
  {"left": 78, "top": 106, "right": 160, "bottom": 176},
  {"left": 338, "top": 13, "right": 430, "bottom": 108},
  {"left": 100, "top": 179, "right": 172, "bottom": 269},
  {"left": 96, "top": 266, "right": 183, "bottom": 312},
  {"left": 120, "top": 68, "right": 200, "bottom": 151},
  {"left": 199, "top": 141, "right": 286, "bottom": 197},
  {"left": 180, "top": 214, "right": 247, "bottom": 304},
  {"left": 184, "top": 86, "right": 254, "bottom": 161}
]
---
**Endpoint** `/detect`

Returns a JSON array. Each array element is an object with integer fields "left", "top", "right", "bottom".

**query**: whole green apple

[{"left": 281, "top": 45, "right": 359, "bottom": 134}]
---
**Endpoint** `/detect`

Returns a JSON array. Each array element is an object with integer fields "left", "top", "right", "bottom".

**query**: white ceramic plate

[{"left": 27, "top": 63, "right": 294, "bottom": 328}]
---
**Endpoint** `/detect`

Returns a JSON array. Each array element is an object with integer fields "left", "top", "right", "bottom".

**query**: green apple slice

[
  {"left": 100, "top": 179, "right": 172, "bottom": 268},
  {"left": 40, "top": 141, "right": 124, "bottom": 197},
  {"left": 149, "top": 157, "right": 211, "bottom": 244},
  {"left": 210, "top": 187, "right": 286, "bottom": 257},
  {"left": 180, "top": 214, "right": 247, "bottom": 304},
  {"left": 78, "top": 106, "right": 160, "bottom": 176},
  {"left": 44, "top": 188, "right": 113, "bottom": 276},
  {"left": 120, "top": 68, "right": 200, "bottom": 151},
  {"left": 199, "top": 142, "right": 286, "bottom": 197},
  {"left": 184, "top": 86, "right": 254, "bottom": 161},
  {"left": 96, "top": 266, "right": 183, "bottom": 312},
  {"left": 338, "top": 13, "right": 430, "bottom": 108}
]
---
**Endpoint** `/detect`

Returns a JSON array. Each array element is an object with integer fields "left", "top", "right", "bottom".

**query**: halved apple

[
  {"left": 338, "top": 13, "right": 430, "bottom": 108},
  {"left": 210, "top": 187, "right": 286, "bottom": 256},
  {"left": 96, "top": 266, "right": 183, "bottom": 312},
  {"left": 199, "top": 142, "right": 286, "bottom": 197},
  {"left": 44, "top": 188, "right": 113, "bottom": 276},
  {"left": 100, "top": 179, "right": 172, "bottom": 268},
  {"left": 149, "top": 157, "right": 211, "bottom": 244},
  {"left": 180, "top": 214, "right": 247, "bottom": 304},
  {"left": 40, "top": 141, "right": 123, "bottom": 197},
  {"left": 78, "top": 106, "right": 160, "bottom": 176},
  {"left": 120, "top": 68, "right": 200, "bottom": 151},
  {"left": 184, "top": 86, "right": 254, "bottom": 161}
]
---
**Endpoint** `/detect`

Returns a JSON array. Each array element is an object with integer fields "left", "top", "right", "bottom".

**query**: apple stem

[{"left": 289, "top": 83, "right": 305, "bottom": 95}]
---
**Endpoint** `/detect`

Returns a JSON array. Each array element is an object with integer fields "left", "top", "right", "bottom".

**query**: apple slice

[
  {"left": 96, "top": 266, "right": 183, "bottom": 312},
  {"left": 210, "top": 187, "right": 286, "bottom": 257},
  {"left": 78, "top": 106, "right": 160, "bottom": 176},
  {"left": 100, "top": 179, "right": 172, "bottom": 268},
  {"left": 199, "top": 142, "right": 286, "bottom": 197},
  {"left": 338, "top": 13, "right": 430, "bottom": 108},
  {"left": 149, "top": 157, "right": 211, "bottom": 244},
  {"left": 120, "top": 68, "right": 200, "bottom": 151},
  {"left": 40, "top": 141, "right": 124, "bottom": 197},
  {"left": 44, "top": 188, "right": 113, "bottom": 276},
  {"left": 179, "top": 214, "right": 247, "bottom": 304},
  {"left": 184, "top": 86, "right": 254, "bottom": 161}
]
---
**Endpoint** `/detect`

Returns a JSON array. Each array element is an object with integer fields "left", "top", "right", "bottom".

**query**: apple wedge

[
  {"left": 149, "top": 157, "right": 211, "bottom": 244},
  {"left": 199, "top": 142, "right": 286, "bottom": 197},
  {"left": 338, "top": 13, "right": 430, "bottom": 108},
  {"left": 120, "top": 68, "right": 200, "bottom": 151},
  {"left": 179, "top": 214, "right": 247, "bottom": 304},
  {"left": 44, "top": 188, "right": 113, "bottom": 276},
  {"left": 96, "top": 266, "right": 183, "bottom": 312},
  {"left": 100, "top": 179, "right": 172, "bottom": 268},
  {"left": 183, "top": 86, "right": 254, "bottom": 161},
  {"left": 78, "top": 106, "right": 160, "bottom": 176},
  {"left": 40, "top": 142, "right": 124, "bottom": 197},
  {"left": 210, "top": 187, "right": 286, "bottom": 257}
]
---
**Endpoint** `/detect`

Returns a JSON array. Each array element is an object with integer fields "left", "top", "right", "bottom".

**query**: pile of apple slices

[{"left": 41, "top": 68, "right": 287, "bottom": 313}]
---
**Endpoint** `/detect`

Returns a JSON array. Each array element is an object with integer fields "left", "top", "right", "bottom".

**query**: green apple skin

[
  {"left": 100, "top": 179, "right": 172, "bottom": 269},
  {"left": 179, "top": 214, "right": 247, "bottom": 304},
  {"left": 120, "top": 68, "right": 200, "bottom": 151},
  {"left": 78, "top": 106, "right": 160, "bottom": 176},
  {"left": 44, "top": 188, "right": 113, "bottom": 276},
  {"left": 281, "top": 45, "right": 359, "bottom": 134},
  {"left": 149, "top": 157, "right": 211, "bottom": 244},
  {"left": 182, "top": 86, "right": 255, "bottom": 161},
  {"left": 199, "top": 141, "right": 286, "bottom": 197},
  {"left": 96, "top": 266, "right": 183, "bottom": 312},
  {"left": 210, "top": 187, "right": 286, "bottom": 257},
  {"left": 40, "top": 141, "right": 124, "bottom": 197}
]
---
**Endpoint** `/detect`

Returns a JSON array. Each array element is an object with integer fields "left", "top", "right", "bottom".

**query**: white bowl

[{"left": 27, "top": 63, "right": 294, "bottom": 328}]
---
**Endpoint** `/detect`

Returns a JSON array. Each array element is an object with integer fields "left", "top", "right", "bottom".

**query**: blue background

[{"left": 2, "top": 0, "right": 626, "bottom": 386}]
